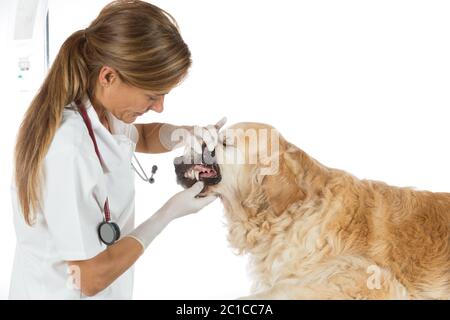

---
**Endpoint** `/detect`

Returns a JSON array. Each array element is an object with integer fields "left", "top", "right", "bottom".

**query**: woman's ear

[{"left": 98, "top": 66, "right": 118, "bottom": 87}]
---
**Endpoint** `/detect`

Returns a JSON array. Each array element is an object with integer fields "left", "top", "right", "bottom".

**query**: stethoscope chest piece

[{"left": 98, "top": 221, "right": 121, "bottom": 246}]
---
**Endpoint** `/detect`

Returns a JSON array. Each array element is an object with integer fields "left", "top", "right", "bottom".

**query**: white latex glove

[
  {"left": 158, "top": 117, "right": 227, "bottom": 153},
  {"left": 160, "top": 181, "right": 218, "bottom": 220},
  {"left": 125, "top": 181, "right": 217, "bottom": 251},
  {"left": 187, "top": 117, "right": 227, "bottom": 155}
]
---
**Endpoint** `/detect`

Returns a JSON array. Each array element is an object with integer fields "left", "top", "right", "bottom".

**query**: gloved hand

[
  {"left": 158, "top": 117, "right": 227, "bottom": 153},
  {"left": 186, "top": 117, "right": 227, "bottom": 154},
  {"left": 159, "top": 181, "right": 218, "bottom": 220},
  {"left": 124, "top": 181, "right": 217, "bottom": 252}
]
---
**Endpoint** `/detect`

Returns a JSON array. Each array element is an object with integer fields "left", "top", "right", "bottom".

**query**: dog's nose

[{"left": 173, "top": 156, "right": 184, "bottom": 165}]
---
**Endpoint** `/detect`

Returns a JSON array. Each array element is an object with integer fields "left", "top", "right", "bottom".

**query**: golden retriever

[{"left": 174, "top": 122, "right": 450, "bottom": 299}]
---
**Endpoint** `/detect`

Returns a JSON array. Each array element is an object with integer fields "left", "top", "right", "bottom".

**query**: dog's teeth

[{"left": 195, "top": 171, "right": 200, "bottom": 181}]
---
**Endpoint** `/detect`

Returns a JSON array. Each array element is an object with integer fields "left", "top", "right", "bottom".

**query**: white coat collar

[{"left": 70, "top": 100, "right": 138, "bottom": 174}]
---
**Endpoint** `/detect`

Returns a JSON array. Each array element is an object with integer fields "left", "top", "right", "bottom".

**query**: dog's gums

[
  {"left": 173, "top": 142, "right": 222, "bottom": 192},
  {"left": 184, "top": 164, "right": 218, "bottom": 180}
]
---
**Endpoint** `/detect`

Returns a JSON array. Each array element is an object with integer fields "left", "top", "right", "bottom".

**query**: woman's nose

[{"left": 151, "top": 96, "right": 164, "bottom": 113}]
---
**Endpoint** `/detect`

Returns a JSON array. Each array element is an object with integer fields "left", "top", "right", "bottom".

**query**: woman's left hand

[
  {"left": 186, "top": 117, "right": 227, "bottom": 154},
  {"left": 157, "top": 117, "right": 227, "bottom": 152}
]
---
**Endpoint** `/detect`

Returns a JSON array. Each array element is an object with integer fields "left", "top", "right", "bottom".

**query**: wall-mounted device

[{"left": 13, "top": 0, "right": 49, "bottom": 93}]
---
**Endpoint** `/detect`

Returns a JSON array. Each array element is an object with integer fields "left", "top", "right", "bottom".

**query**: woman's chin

[
  {"left": 122, "top": 115, "right": 137, "bottom": 124},
  {"left": 130, "top": 113, "right": 143, "bottom": 122}
]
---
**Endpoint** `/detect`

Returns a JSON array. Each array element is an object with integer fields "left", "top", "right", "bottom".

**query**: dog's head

[
  {"left": 174, "top": 122, "right": 306, "bottom": 216},
  {"left": 173, "top": 142, "right": 222, "bottom": 190}
]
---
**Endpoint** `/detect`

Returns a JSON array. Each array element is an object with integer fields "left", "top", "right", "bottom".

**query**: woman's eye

[{"left": 148, "top": 96, "right": 158, "bottom": 102}]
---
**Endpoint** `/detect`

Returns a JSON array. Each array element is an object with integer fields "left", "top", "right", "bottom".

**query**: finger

[
  {"left": 188, "top": 181, "right": 205, "bottom": 195},
  {"left": 204, "top": 127, "right": 218, "bottom": 152},
  {"left": 192, "top": 127, "right": 209, "bottom": 152},
  {"left": 215, "top": 117, "right": 227, "bottom": 130},
  {"left": 206, "top": 141, "right": 215, "bottom": 152},
  {"left": 190, "top": 126, "right": 204, "bottom": 154},
  {"left": 182, "top": 144, "right": 191, "bottom": 159},
  {"left": 192, "top": 136, "right": 203, "bottom": 155}
]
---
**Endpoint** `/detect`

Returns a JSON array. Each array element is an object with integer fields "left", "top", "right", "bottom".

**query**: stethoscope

[
  {"left": 132, "top": 154, "right": 158, "bottom": 184},
  {"left": 77, "top": 101, "right": 157, "bottom": 246}
]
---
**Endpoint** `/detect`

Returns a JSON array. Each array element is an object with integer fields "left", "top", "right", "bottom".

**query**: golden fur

[{"left": 206, "top": 123, "right": 450, "bottom": 299}]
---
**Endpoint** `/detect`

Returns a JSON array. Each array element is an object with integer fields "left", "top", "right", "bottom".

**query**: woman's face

[{"left": 94, "top": 66, "right": 168, "bottom": 123}]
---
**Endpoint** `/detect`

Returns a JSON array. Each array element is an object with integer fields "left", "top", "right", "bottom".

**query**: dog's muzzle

[{"left": 174, "top": 143, "right": 222, "bottom": 189}]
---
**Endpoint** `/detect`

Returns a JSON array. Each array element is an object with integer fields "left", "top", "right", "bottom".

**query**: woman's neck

[{"left": 91, "top": 98, "right": 112, "bottom": 133}]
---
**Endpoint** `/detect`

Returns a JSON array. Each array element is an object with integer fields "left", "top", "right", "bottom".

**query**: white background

[{"left": 1, "top": 0, "right": 450, "bottom": 299}]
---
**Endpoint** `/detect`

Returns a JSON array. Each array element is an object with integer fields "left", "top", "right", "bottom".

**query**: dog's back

[
  {"left": 357, "top": 180, "right": 450, "bottom": 298},
  {"left": 281, "top": 144, "right": 450, "bottom": 298}
]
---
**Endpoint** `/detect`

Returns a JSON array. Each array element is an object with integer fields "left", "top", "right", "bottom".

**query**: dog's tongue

[{"left": 194, "top": 164, "right": 217, "bottom": 178}]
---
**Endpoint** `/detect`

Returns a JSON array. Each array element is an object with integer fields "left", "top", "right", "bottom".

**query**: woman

[{"left": 10, "top": 0, "right": 222, "bottom": 299}]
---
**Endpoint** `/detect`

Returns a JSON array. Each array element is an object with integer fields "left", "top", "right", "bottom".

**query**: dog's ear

[
  {"left": 244, "top": 138, "right": 306, "bottom": 216},
  {"left": 259, "top": 150, "right": 306, "bottom": 216},
  {"left": 241, "top": 132, "right": 306, "bottom": 217}
]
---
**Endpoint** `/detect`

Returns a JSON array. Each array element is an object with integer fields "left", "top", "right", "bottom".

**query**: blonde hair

[{"left": 14, "top": 0, "right": 192, "bottom": 225}]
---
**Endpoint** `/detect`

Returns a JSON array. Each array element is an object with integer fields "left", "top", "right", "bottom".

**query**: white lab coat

[{"left": 9, "top": 100, "right": 139, "bottom": 299}]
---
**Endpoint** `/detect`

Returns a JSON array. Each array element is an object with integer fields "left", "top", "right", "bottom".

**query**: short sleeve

[{"left": 42, "top": 146, "right": 107, "bottom": 261}]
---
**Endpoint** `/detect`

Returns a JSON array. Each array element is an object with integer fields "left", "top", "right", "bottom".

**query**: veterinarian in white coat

[{"left": 9, "top": 0, "right": 223, "bottom": 299}]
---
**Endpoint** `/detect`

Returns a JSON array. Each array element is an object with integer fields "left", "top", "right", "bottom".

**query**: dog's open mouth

[
  {"left": 174, "top": 144, "right": 222, "bottom": 190},
  {"left": 183, "top": 164, "right": 218, "bottom": 180}
]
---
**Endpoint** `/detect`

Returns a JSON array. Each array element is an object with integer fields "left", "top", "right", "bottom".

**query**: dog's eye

[
  {"left": 219, "top": 137, "right": 227, "bottom": 147},
  {"left": 220, "top": 134, "right": 232, "bottom": 147}
]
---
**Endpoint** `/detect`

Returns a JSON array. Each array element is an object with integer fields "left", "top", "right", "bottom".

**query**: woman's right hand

[
  {"left": 124, "top": 181, "right": 217, "bottom": 254},
  {"left": 161, "top": 181, "right": 218, "bottom": 221}
]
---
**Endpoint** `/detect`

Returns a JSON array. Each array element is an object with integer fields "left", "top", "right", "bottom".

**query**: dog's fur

[{"left": 205, "top": 123, "right": 450, "bottom": 299}]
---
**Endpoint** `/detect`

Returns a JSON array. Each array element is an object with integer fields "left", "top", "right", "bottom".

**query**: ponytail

[{"left": 14, "top": 30, "right": 89, "bottom": 225}]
